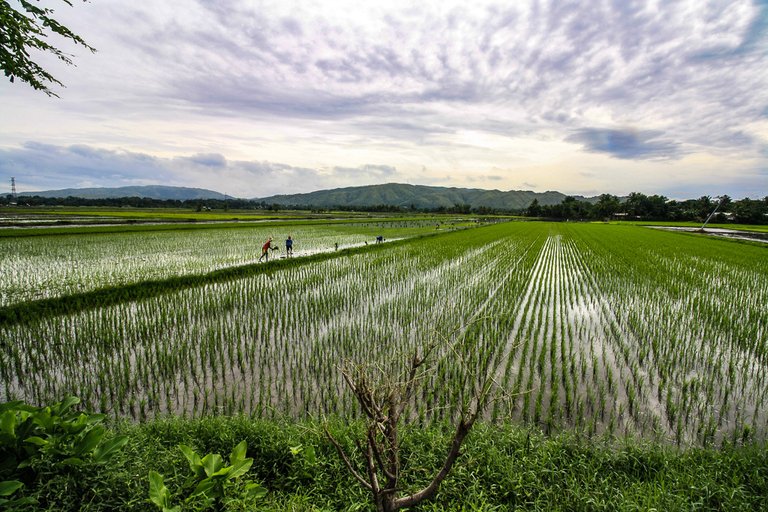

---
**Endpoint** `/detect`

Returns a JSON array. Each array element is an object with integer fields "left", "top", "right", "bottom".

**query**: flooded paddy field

[
  {"left": 1, "top": 221, "right": 765, "bottom": 446},
  {"left": 648, "top": 225, "right": 768, "bottom": 244},
  {"left": 0, "top": 219, "right": 445, "bottom": 306}
]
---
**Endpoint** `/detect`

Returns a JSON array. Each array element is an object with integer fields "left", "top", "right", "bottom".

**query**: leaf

[
  {"left": 61, "top": 457, "right": 84, "bottom": 466},
  {"left": 0, "top": 401, "right": 24, "bottom": 414},
  {"left": 85, "top": 413, "right": 106, "bottom": 425},
  {"left": 57, "top": 396, "right": 80, "bottom": 414},
  {"left": 75, "top": 426, "right": 104, "bottom": 455},
  {"left": 179, "top": 444, "right": 202, "bottom": 473},
  {"left": 245, "top": 482, "right": 268, "bottom": 500},
  {"left": 23, "top": 436, "right": 47, "bottom": 446},
  {"left": 0, "top": 411, "right": 16, "bottom": 438},
  {"left": 302, "top": 445, "right": 317, "bottom": 465},
  {"left": 226, "top": 458, "right": 253, "bottom": 480},
  {"left": 200, "top": 453, "right": 224, "bottom": 478},
  {"left": 149, "top": 471, "right": 179, "bottom": 511},
  {"left": 289, "top": 444, "right": 303, "bottom": 456},
  {"left": 93, "top": 435, "right": 129, "bottom": 463},
  {"left": 0, "top": 481, "right": 23, "bottom": 497},
  {"left": 229, "top": 440, "right": 247, "bottom": 464},
  {"left": 189, "top": 478, "right": 216, "bottom": 498}
]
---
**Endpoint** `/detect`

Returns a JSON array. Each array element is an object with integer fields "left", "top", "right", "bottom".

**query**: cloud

[
  {"left": 0, "top": 1, "right": 766, "bottom": 200},
  {"left": 330, "top": 164, "right": 397, "bottom": 179},
  {"left": 177, "top": 153, "right": 228, "bottom": 168},
  {"left": 0, "top": 143, "right": 172, "bottom": 191},
  {"left": 567, "top": 128, "right": 681, "bottom": 160},
  {"left": 0, "top": 142, "right": 409, "bottom": 198}
]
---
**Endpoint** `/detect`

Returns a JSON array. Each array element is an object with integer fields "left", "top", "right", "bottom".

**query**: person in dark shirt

[{"left": 285, "top": 235, "right": 293, "bottom": 257}]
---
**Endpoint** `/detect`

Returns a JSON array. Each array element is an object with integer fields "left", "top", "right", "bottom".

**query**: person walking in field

[
  {"left": 259, "top": 237, "right": 273, "bottom": 262},
  {"left": 285, "top": 235, "right": 293, "bottom": 257}
]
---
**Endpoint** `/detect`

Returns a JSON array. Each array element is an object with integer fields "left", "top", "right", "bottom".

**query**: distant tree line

[
  {"left": 3, "top": 193, "right": 767, "bottom": 224},
  {"left": 525, "top": 194, "right": 768, "bottom": 224}
]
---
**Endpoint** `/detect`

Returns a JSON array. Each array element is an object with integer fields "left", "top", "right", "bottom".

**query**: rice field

[
  {"left": 0, "top": 219, "right": 444, "bottom": 306},
  {"left": 1, "top": 221, "right": 765, "bottom": 447}
]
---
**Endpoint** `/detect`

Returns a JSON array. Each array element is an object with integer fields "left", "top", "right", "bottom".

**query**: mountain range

[
  {"left": 21, "top": 183, "right": 595, "bottom": 209},
  {"left": 256, "top": 183, "right": 594, "bottom": 210},
  {"left": 20, "top": 185, "right": 227, "bottom": 200}
]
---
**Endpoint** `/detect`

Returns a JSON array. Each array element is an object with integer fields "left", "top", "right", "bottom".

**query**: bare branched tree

[{"left": 325, "top": 326, "right": 513, "bottom": 512}]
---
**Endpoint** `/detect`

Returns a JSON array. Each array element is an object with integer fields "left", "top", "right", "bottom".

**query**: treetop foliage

[{"left": 0, "top": 0, "right": 95, "bottom": 96}]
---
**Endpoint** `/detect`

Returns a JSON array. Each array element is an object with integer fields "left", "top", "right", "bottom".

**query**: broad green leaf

[
  {"left": 58, "top": 396, "right": 80, "bottom": 413},
  {"left": 302, "top": 445, "right": 317, "bottom": 465},
  {"left": 229, "top": 440, "right": 247, "bottom": 464},
  {"left": 0, "top": 401, "right": 23, "bottom": 413},
  {"left": 24, "top": 436, "right": 47, "bottom": 446},
  {"left": 226, "top": 458, "right": 253, "bottom": 480},
  {"left": 75, "top": 426, "right": 104, "bottom": 455},
  {"left": 179, "top": 444, "right": 202, "bottom": 472},
  {"left": 0, "top": 411, "right": 16, "bottom": 438},
  {"left": 85, "top": 413, "right": 106, "bottom": 424},
  {"left": 201, "top": 453, "right": 224, "bottom": 477},
  {"left": 0, "top": 480, "right": 23, "bottom": 497},
  {"left": 93, "top": 435, "right": 129, "bottom": 463},
  {"left": 148, "top": 471, "right": 172, "bottom": 510},
  {"left": 32, "top": 411, "right": 53, "bottom": 431},
  {"left": 61, "top": 457, "right": 85, "bottom": 466},
  {"left": 189, "top": 478, "right": 216, "bottom": 498},
  {"left": 245, "top": 482, "right": 268, "bottom": 500},
  {"left": 178, "top": 445, "right": 207, "bottom": 478}
]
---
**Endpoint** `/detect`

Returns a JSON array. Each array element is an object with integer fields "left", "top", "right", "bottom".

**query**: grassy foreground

[{"left": 16, "top": 415, "right": 768, "bottom": 511}]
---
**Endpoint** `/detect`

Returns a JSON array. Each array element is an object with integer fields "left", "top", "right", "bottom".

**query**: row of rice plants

[
  {"left": 0, "top": 220, "right": 444, "bottom": 306},
  {"left": 1, "top": 222, "right": 764, "bottom": 446},
  {"left": 570, "top": 225, "right": 767, "bottom": 445},
  {"left": 0, "top": 223, "right": 539, "bottom": 422}
]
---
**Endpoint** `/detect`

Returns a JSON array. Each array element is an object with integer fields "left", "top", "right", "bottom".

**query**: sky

[{"left": 1, "top": 0, "right": 767, "bottom": 200}]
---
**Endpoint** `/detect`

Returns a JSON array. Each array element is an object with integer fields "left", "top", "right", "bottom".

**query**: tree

[
  {"left": 325, "top": 328, "right": 513, "bottom": 512},
  {"left": 1, "top": 0, "right": 95, "bottom": 97},
  {"left": 526, "top": 198, "right": 541, "bottom": 217},
  {"left": 595, "top": 193, "right": 620, "bottom": 220}
]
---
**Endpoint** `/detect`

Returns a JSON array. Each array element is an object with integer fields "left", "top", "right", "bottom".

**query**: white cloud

[{"left": 0, "top": 0, "right": 765, "bottom": 198}]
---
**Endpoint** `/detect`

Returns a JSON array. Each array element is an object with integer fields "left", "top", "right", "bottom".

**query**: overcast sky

[{"left": 1, "top": 0, "right": 767, "bottom": 199}]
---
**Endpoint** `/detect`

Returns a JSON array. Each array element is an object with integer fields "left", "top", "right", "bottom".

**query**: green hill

[
  {"left": 20, "top": 185, "right": 226, "bottom": 200},
  {"left": 257, "top": 183, "right": 593, "bottom": 210}
]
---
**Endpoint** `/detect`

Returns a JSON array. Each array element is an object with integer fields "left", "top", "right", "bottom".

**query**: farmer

[
  {"left": 259, "top": 237, "right": 273, "bottom": 262},
  {"left": 285, "top": 235, "right": 293, "bottom": 257},
  {"left": 376, "top": 235, "right": 384, "bottom": 244}
]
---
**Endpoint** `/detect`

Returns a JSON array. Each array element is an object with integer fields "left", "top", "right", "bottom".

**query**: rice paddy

[{"left": 1, "top": 221, "right": 765, "bottom": 447}]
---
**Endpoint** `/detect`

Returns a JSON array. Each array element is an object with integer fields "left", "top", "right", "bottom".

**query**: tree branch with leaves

[{"left": 1, "top": 0, "right": 95, "bottom": 96}]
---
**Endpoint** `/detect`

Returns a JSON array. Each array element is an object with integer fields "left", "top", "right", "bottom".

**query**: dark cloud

[
  {"left": 0, "top": 143, "right": 171, "bottom": 191},
  {"left": 567, "top": 128, "right": 681, "bottom": 160},
  {"left": 176, "top": 153, "right": 228, "bottom": 168},
  {"left": 0, "top": 142, "right": 408, "bottom": 198}
]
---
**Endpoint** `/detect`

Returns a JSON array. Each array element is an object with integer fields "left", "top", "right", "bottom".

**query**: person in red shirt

[{"left": 259, "top": 237, "right": 273, "bottom": 262}]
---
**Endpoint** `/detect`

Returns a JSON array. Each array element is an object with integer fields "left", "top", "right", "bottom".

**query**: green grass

[{"left": 11, "top": 415, "right": 768, "bottom": 511}]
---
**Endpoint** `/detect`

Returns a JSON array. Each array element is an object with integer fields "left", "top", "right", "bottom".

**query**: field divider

[{"left": 0, "top": 226, "right": 493, "bottom": 327}]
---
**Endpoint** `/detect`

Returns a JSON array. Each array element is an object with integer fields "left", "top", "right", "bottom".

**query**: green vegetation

[
  {"left": 1, "top": 0, "right": 94, "bottom": 96},
  {"left": 2, "top": 411, "right": 766, "bottom": 511},
  {"left": 0, "top": 218, "right": 456, "bottom": 307},
  {"left": 0, "top": 397, "right": 127, "bottom": 508},
  {"left": 1, "top": 218, "right": 765, "bottom": 509},
  {"left": 2, "top": 222, "right": 765, "bottom": 447}
]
